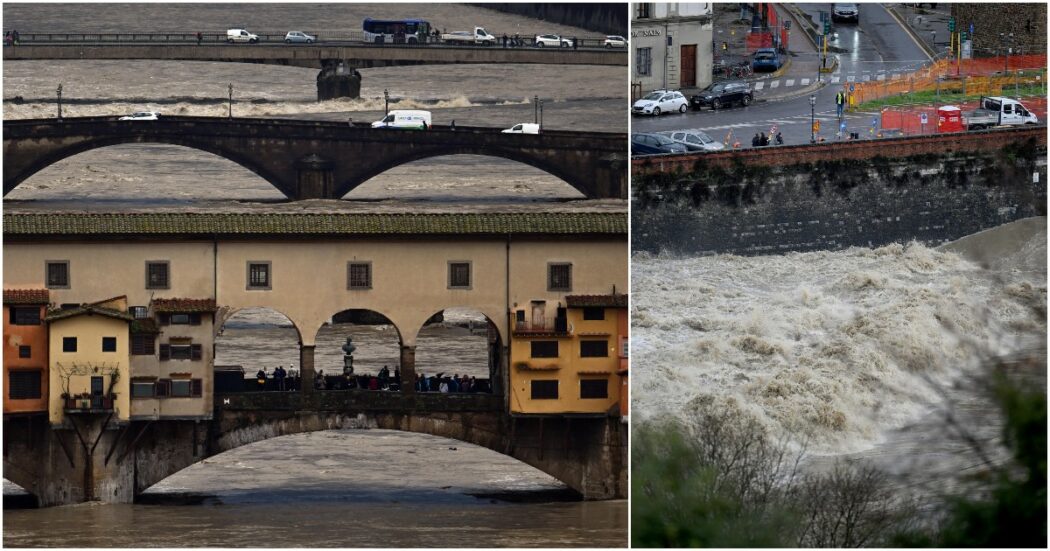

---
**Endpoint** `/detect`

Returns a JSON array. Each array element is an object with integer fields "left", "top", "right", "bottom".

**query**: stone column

[
  {"left": 294, "top": 154, "right": 335, "bottom": 200},
  {"left": 300, "top": 344, "right": 315, "bottom": 394},
  {"left": 316, "top": 60, "right": 362, "bottom": 101},
  {"left": 399, "top": 345, "right": 416, "bottom": 394}
]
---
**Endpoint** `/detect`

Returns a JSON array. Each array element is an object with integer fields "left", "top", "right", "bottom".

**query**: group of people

[
  {"left": 255, "top": 366, "right": 299, "bottom": 391},
  {"left": 751, "top": 131, "right": 784, "bottom": 147},
  {"left": 415, "top": 373, "right": 487, "bottom": 393},
  {"left": 315, "top": 366, "right": 401, "bottom": 391},
  {"left": 4, "top": 29, "right": 20, "bottom": 46}
]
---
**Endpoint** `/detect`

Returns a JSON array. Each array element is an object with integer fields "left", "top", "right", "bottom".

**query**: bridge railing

[
  {"left": 217, "top": 388, "right": 503, "bottom": 412},
  {"left": 4, "top": 32, "right": 621, "bottom": 49}
]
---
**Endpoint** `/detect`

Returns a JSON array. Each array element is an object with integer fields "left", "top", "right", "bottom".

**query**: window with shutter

[
  {"left": 448, "top": 261, "right": 471, "bottom": 289},
  {"left": 155, "top": 379, "right": 170, "bottom": 397},
  {"left": 158, "top": 313, "right": 170, "bottom": 325},
  {"left": 191, "top": 344, "right": 202, "bottom": 361},
  {"left": 580, "top": 340, "right": 609, "bottom": 357},
  {"left": 18, "top": 345, "right": 31, "bottom": 359},
  {"left": 159, "top": 344, "right": 171, "bottom": 361},
  {"left": 131, "top": 334, "right": 155, "bottom": 356},
  {"left": 9, "top": 370, "right": 42, "bottom": 399},
  {"left": 145, "top": 261, "right": 170, "bottom": 289},
  {"left": 190, "top": 313, "right": 202, "bottom": 325},
  {"left": 191, "top": 379, "right": 203, "bottom": 397},
  {"left": 531, "top": 341, "right": 559, "bottom": 358},
  {"left": 580, "top": 379, "right": 609, "bottom": 399},
  {"left": 11, "top": 307, "right": 41, "bottom": 326},
  {"left": 348, "top": 262, "right": 372, "bottom": 289},
  {"left": 547, "top": 263, "right": 572, "bottom": 292}
]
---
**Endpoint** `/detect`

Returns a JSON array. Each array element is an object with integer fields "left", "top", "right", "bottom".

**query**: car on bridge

[
  {"left": 632, "top": 90, "right": 688, "bottom": 116},
  {"left": 668, "top": 130, "right": 725, "bottom": 152},
  {"left": 284, "top": 31, "right": 316, "bottom": 44},
  {"left": 604, "top": 35, "right": 627, "bottom": 48},
  {"left": 372, "top": 109, "right": 432, "bottom": 130},
  {"left": 227, "top": 29, "right": 259, "bottom": 43},
  {"left": 534, "top": 34, "right": 571, "bottom": 47},
  {"left": 119, "top": 111, "right": 161, "bottom": 121},
  {"left": 632, "top": 133, "right": 687, "bottom": 155},
  {"left": 502, "top": 123, "right": 540, "bottom": 134},
  {"left": 690, "top": 81, "right": 753, "bottom": 110}
]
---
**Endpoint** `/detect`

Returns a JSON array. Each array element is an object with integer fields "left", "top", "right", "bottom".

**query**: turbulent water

[
  {"left": 4, "top": 430, "right": 627, "bottom": 547},
  {"left": 633, "top": 218, "right": 1047, "bottom": 460}
]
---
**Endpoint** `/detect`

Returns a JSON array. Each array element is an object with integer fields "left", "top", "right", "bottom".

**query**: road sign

[
  {"left": 920, "top": 113, "right": 928, "bottom": 124},
  {"left": 849, "top": 82, "right": 855, "bottom": 92},
  {"left": 813, "top": 120, "right": 821, "bottom": 133},
  {"left": 970, "top": 22, "right": 974, "bottom": 35}
]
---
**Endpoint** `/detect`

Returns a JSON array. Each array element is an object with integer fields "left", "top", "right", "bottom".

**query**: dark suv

[{"left": 691, "top": 81, "right": 753, "bottom": 110}]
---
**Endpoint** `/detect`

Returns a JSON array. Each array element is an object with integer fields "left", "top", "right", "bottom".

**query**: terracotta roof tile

[
  {"left": 565, "top": 294, "right": 628, "bottom": 308},
  {"left": 4, "top": 213, "right": 627, "bottom": 237},
  {"left": 152, "top": 298, "right": 217, "bottom": 313},
  {"left": 3, "top": 288, "right": 49, "bottom": 304},
  {"left": 46, "top": 305, "right": 134, "bottom": 323}
]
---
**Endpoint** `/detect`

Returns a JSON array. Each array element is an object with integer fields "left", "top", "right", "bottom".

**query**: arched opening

[
  {"left": 344, "top": 155, "right": 586, "bottom": 202},
  {"left": 215, "top": 307, "right": 302, "bottom": 392},
  {"left": 5, "top": 143, "right": 287, "bottom": 207},
  {"left": 2, "top": 478, "right": 37, "bottom": 508},
  {"left": 314, "top": 309, "right": 403, "bottom": 391},
  {"left": 413, "top": 308, "right": 501, "bottom": 394}
]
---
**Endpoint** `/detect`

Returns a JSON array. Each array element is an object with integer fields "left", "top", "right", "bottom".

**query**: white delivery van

[
  {"left": 502, "top": 123, "right": 540, "bottom": 134},
  {"left": 372, "top": 110, "right": 432, "bottom": 130}
]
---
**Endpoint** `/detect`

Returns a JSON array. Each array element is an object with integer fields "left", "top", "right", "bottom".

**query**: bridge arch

[
  {"left": 411, "top": 307, "right": 506, "bottom": 394},
  {"left": 5, "top": 135, "right": 295, "bottom": 198},
  {"left": 311, "top": 308, "right": 405, "bottom": 388},
  {"left": 335, "top": 145, "right": 592, "bottom": 199}
]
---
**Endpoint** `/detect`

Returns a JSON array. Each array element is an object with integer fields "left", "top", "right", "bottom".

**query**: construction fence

[{"left": 877, "top": 96, "right": 1047, "bottom": 136}]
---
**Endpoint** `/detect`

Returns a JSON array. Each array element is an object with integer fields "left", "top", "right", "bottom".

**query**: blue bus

[{"left": 362, "top": 18, "right": 432, "bottom": 44}]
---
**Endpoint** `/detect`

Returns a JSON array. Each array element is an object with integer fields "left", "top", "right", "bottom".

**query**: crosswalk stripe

[
  {"left": 754, "top": 81, "right": 765, "bottom": 90},
  {"left": 770, "top": 81, "right": 780, "bottom": 88},
  {"left": 831, "top": 76, "right": 840, "bottom": 83},
  {"left": 785, "top": 79, "right": 795, "bottom": 86},
  {"left": 801, "top": 78, "right": 811, "bottom": 85},
  {"left": 847, "top": 75, "right": 856, "bottom": 82},
  {"left": 862, "top": 75, "right": 871, "bottom": 82},
  {"left": 876, "top": 74, "right": 886, "bottom": 81},
  {"left": 891, "top": 73, "right": 902, "bottom": 80}
]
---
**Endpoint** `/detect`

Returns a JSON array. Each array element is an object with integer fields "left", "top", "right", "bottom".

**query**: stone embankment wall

[
  {"left": 951, "top": 3, "right": 1046, "bottom": 55},
  {"left": 632, "top": 137, "right": 1047, "bottom": 255}
]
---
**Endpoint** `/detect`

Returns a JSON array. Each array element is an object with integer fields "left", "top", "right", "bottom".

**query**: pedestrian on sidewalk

[
  {"left": 752, "top": 133, "right": 761, "bottom": 147},
  {"left": 836, "top": 90, "right": 845, "bottom": 118}
]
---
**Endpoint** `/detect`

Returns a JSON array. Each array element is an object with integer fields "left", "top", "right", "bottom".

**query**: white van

[
  {"left": 372, "top": 110, "right": 432, "bottom": 130},
  {"left": 226, "top": 29, "right": 259, "bottom": 43},
  {"left": 502, "top": 123, "right": 540, "bottom": 134}
]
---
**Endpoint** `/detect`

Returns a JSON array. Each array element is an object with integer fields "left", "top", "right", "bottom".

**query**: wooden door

[{"left": 680, "top": 44, "right": 697, "bottom": 87}]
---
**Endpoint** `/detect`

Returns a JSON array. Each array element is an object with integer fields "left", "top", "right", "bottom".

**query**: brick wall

[{"left": 952, "top": 3, "right": 1046, "bottom": 55}]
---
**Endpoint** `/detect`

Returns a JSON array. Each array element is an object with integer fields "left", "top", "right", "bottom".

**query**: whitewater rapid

[{"left": 633, "top": 217, "right": 1047, "bottom": 456}]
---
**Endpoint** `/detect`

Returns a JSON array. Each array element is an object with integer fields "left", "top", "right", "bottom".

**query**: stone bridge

[
  {"left": 3, "top": 391, "right": 627, "bottom": 507},
  {"left": 3, "top": 116, "right": 628, "bottom": 199}
]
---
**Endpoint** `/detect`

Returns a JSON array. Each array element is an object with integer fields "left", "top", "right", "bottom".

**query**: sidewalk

[{"left": 886, "top": 3, "right": 950, "bottom": 59}]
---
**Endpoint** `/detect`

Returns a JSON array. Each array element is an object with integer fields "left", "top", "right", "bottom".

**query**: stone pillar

[
  {"left": 399, "top": 345, "right": 416, "bottom": 394},
  {"left": 597, "top": 154, "right": 628, "bottom": 199},
  {"left": 294, "top": 154, "right": 335, "bottom": 200},
  {"left": 316, "top": 60, "right": 362, "bottom": 101},
  {"left": 300, "top": 345, "right": 315, "bottom": 394}
]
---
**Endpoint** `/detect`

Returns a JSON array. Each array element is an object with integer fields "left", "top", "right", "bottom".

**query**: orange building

[{"left": 4, "top": 289, "right": 50, "bottom": 415}]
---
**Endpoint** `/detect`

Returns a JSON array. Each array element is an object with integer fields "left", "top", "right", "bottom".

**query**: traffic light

[
  {"left": 961, "top": 31, "right": 968, "bottom": 41},
  {"left": 824, "top": 20, "right": 831, "bottom": 35},
  {"left": 948, "top": 18, "right": 956, "bottom": 32}
]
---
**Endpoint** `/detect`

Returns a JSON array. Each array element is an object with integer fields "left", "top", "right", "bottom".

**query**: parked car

[
  {"left": 691, "top": 81, "right": 753, "bottom": 110},
  {"left": 964, "top": 96, "right": 1039, "bottom": 129},
  {"left": 832, "top": 3, "right": 859, "bottom": 23},
  {"left": 372, "top": 109, "right": 432, "bottom": 130},
  {"left": 632, "top": 133, "right": 688, "bottom": 155},
  {"left": 668, "top": 130, "right": 725, "bottom": 152},
  {"left": 119, "top": 111, "right": 161, "bottom": 121},
  {"left": 226, "top": 29, "right": 259, "bottom": 43},
  {"left": 632, "top": 90, "right": 688, "bottom": 116},
  {"left": 502, "top": 123, "right": 540, "bottom": 134},
  {"left": 284, "top": 31, "right": 315, "bottom": 44},
  {"left": 534, "top": 34, "right": 571, "bottom": 47},
  {"left": 751, "top": 48, "right": 783, "bottom": 72},
  {"left": 603, "top": 35, "right": 627, "bottom": 48}
]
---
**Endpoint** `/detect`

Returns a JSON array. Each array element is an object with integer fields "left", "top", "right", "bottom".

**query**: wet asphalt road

[{"left": 633, "top": 3, "right": 931, "bottom": 148}]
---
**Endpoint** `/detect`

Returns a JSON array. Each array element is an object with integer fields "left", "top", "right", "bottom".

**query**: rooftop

[
  {"left": 3, "top": 288, "right": 49, "bottom": 305},
  {"left": 46, "top": 304, "right": 135, "bottom": 323},
  {"left": 3, "top": 212, "right": 627, "bottom": 237}
]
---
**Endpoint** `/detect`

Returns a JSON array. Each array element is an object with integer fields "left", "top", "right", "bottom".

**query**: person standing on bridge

[
  {"left": 450, "top": 119, "right": 456, "bottom": 131},
  {"left": 196, "top": 31, "right": 202, "bottom": 45},
  {"left": 573, "top": 36, "right": 578, "bottom": 50},
  {"left": 836, "top": 90, "right": 845, "bottom": 119},
  {"left": 502, "top": 34, "right": 508, "bottom": 48},
  {"left": 256, "top": 369, "right": 267, "bottom": 390}
]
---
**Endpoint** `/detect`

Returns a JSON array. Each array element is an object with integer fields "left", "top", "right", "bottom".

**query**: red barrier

[{"left": 879, "top": 96, "right": 1047, "bottom": 136}]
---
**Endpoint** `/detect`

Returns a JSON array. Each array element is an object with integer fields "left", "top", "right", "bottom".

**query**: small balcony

[
  {"left": 63, "top": 394, "right": 114, "bottom": 413},
  {"left": 513, "top": 317, "right": 571, "bottom": 337}
]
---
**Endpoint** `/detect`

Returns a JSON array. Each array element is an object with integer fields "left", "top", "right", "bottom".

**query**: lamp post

[
  {"left": 534, "top": 95, "right": 538, "bottom": 124},
  {"left": 56, "top": 84, "right": 63, "bottom": 120},
  {"left": 384, "top": 88, "right": 389, "bottom": 116},
  {"left": 1000, "top": 32, "right": 1013, "bottom": 73},
  {"left": 228, "top": 83, "right": 233, "bottom": 118},
  {"left": 539, "top": 99, "right": 544, "bottom": 131},
  {"left": 810, "top": 95, "right": 816, "bottom": 143}
]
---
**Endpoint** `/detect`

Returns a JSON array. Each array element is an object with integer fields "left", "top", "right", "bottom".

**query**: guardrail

[{"left": 3, "top": 31, "right": 625, "bottom": 50}]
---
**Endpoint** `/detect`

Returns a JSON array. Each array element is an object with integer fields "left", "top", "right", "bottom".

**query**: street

[{"left": 633, "top": 3, "right": 932, "bottom": 148}]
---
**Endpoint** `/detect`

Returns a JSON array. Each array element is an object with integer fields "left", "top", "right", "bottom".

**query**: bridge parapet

[{"left": 218, "top": 390, "right": 502, "bottom": 413}]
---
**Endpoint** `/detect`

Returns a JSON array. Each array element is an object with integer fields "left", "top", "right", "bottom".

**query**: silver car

[
  {"left": 284, "top": 31, "right": 316, "bottom": 44},
  {"left": 669, "top": 130, "right": 725, "bottom": 152}
]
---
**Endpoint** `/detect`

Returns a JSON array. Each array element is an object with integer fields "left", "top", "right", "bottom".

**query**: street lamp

[
  {"left": 384, "top": 89, "right": 389, "bottom": 116},
  {"left": 1000, "top": 32, "right": 1014, "bottom": 73},
  {"left": 539, "top": 98, "right": 544, "bottom": 131},
  {"left": 810, "top": 95, "right": 816, "bottom": 143},
  {"left": 56, "top": 84, "right": 63, "bottom": 120},
  {"left": 228, "top": 83, "right": 233, "bottom": 118},
  {"left": 534, "top": 95, "right": 538, "bottom": 124}
]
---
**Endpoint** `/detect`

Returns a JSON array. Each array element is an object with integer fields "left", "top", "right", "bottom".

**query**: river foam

[{"left": 633, "top": 217, "right": 1047, "bottom": 455}]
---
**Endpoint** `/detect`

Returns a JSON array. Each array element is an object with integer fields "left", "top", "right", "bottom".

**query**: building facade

[
  {"left": 509, "top": 294, "right": 627, "bottom": 415},
  {"left": 3, "top": 289, "right": 50, "bottom": 415},
  {"left": 632, "top": 2, "right": 714, "bottom": 94}
]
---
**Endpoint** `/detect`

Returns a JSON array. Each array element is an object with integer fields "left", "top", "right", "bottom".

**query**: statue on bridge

[{"left": 341, "top": 336, "right": 356, "bottom": 376}]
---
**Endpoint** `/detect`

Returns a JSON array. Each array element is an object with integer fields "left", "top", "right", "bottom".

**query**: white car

[
  {"left": 604, "top": 35, "right": 627, "bottom": 48},
  {"left": 502, "top": 123, "right": 540, "bottom": 134},
  {"left": 226, "top": 29, "right": 259, "bottom": 43},
  {"left": 535, "top": 34, "right": 571, "bottom": 48},
  {"left": 632, "top": 90, "right": 688, "bottom": 116},
  {"left": 284, "top": 31, "right": 315, "bottom": 44},
  {"left": 119, "top": 111, "right": 160, "bottom": 121}
]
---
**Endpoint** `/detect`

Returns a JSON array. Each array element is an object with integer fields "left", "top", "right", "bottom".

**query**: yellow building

[
  {"left": 47, "top": 296, "right": 133, "bottom": 426},
  {"left": 510, "top": 293, "right": 627, "bottom": 415}
]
